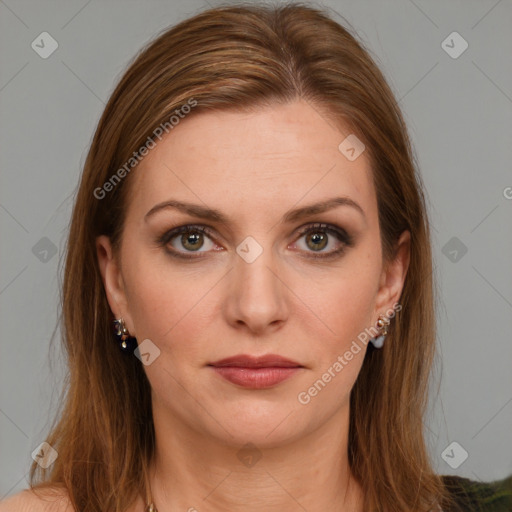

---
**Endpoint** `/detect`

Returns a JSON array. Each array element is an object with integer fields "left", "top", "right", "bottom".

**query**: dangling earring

[
  {"left": 113, "top": 317, "right": 138, "bottom": 353},
  {"left": 369, "top": 314, "right": 390, "bottom": 349}
]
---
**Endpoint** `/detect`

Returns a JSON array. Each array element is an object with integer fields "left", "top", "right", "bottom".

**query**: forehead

[{"left": 126, "top": 100, "right": 376, "bottom": 224}]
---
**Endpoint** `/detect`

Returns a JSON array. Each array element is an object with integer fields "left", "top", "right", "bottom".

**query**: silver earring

[{"left": 369, "top": 315, "right": 390, "bottom": 349}]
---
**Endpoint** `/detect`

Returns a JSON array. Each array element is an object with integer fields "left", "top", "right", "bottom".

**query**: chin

[{"left": 205, "top": 406, "right": 308, "bottom": 448}]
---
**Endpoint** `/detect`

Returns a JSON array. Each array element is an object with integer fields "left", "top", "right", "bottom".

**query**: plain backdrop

[{"left": 1, "top": 0, "right": 511, "bottom": 498}]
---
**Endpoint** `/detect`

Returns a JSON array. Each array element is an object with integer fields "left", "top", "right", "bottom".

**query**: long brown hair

[{"left": 29, "top": 2, "right": 454, "bottom": 511}]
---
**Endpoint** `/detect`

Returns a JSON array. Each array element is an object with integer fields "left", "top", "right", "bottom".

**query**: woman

[{"left": 1, "top": 2, "right": 510, "bottom": 511}]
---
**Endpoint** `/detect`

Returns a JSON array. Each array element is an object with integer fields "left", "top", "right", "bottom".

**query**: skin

[{"left": 96, "top": 100, "right": 410, "bottom": 512}]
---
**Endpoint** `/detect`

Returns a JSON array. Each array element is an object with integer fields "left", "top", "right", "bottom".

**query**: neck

[{"left": 146, "top": 403, "right": 364, "bottom": 512}]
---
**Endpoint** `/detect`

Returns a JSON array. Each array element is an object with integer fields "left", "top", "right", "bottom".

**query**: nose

[{"left": 223, "top": 240, "right": 289, "bottom": 334}]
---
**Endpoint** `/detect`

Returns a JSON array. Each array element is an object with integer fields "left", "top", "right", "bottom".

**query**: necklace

[{"left": 144, "top": 466, "right": 158, "bottom": 512}]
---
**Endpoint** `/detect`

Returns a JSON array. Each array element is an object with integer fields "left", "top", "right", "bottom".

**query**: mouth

[{"left": 208, "top": 354, "right": 303, "bottom": 389}]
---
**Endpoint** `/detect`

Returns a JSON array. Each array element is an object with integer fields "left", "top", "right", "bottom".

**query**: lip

[
  {"left": 209, "top": 354, "right": 303, "bottom": 368},
  {"left": 210, "top": 367, "right": 302, "bottom": 389},
  {"left": 208, "top": 354, "right": 303, "bottom": 389}
]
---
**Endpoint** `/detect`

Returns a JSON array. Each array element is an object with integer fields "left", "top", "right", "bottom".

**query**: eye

[
  {"left": 157, "top": 224, "right": 220, "bottom": 258},
  {"left": 291, "top": 222, "right": 354, "bottom": 259}
]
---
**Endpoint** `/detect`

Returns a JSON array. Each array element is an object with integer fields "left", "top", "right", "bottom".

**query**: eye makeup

[{"left": 155, "top": 221, "right": 355, "bottom": 261}]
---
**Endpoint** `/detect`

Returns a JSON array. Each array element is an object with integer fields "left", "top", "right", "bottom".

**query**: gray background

[{"left": 1, "top": 0, "right": 511, "bottom": 498}]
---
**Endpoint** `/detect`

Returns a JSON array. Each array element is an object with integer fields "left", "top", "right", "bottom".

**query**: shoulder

[
  {"left": 441, "top": 474, "right": 512, "bottom": 512},
  {"left": 0, "top": 487, "right": 74, "bottom": 512}
]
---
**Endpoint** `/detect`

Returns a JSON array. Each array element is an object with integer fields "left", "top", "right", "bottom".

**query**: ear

[
  {"left": 96, "top": 235, "right": 136, "bottom": 336},
  {"left": 373, "top": 230, "right": 411, "bottom": 318}
]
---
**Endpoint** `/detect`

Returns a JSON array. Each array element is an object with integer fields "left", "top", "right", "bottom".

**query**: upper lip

[{"left": 209, "top": 354, "right": 302, "bottom": 368}]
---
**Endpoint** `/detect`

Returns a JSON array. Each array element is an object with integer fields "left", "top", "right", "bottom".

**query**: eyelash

[{"left": 156, "top": 222, "right": 354, "bottom": 260}]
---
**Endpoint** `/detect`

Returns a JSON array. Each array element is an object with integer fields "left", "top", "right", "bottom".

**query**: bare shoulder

[{"left": 0, "top": 487, "right": 74, "bottom": 512}]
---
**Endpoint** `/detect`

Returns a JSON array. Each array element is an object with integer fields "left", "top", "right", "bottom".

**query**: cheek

[
  {"left": 297, "top": 286, "right": 373, "bottom": 376},
  {"left": 121, "top": 249, "right": 220, "bottom": 357},
  {"left": 333, "top": 274, "right": 376, "bottom": 339},
  {"left": 298, "top": 254, "right": 379, "bottom": 348},
  {"left": 292, "top": 263, "right": 378, "bottom": 405}
]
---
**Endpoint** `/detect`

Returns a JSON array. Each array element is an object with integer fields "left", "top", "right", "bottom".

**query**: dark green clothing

[{"left": 441, "top": 474, "right": 512, "bottom": 511}]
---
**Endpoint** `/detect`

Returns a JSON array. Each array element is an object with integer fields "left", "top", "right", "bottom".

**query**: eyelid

[{"left": 156, "top": 224, "right": 218, "bottom": 247}]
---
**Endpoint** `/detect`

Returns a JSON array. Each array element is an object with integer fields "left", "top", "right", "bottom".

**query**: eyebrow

[{"left": 144, "top": 196, "right": 366, "bottom": 224}]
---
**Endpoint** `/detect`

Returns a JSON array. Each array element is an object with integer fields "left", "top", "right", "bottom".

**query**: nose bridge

[
  {"left": 226, "top": 232, "right": 287, "bottom": 329},
  {"left": 234, "top": 233, "right": 280, "bottom": 294}
]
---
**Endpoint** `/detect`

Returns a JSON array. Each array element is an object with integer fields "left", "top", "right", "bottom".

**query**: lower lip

[{"left": 210, "top": 366, "right": 301, "bottom": 389}]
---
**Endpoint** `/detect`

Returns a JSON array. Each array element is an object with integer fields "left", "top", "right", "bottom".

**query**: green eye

[{"left": 293, "top": 222, "right": 354, "bottom": 259}]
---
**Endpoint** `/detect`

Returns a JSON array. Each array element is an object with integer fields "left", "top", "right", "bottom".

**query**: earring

[
  {"left": 113, "top": 317, "right": 138, "bottom": 353},
  {"left": 369, "top": 314, "right": 390, "bottom": 349}
]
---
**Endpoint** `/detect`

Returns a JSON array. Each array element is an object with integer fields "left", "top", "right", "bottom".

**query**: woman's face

[{"left": 97, "top": 100, "right": 409, "bottom": 447}]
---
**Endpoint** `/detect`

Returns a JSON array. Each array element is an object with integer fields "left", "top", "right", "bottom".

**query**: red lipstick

[{"left": 208, "top": 354, "right": 303, "bottom": 389}]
